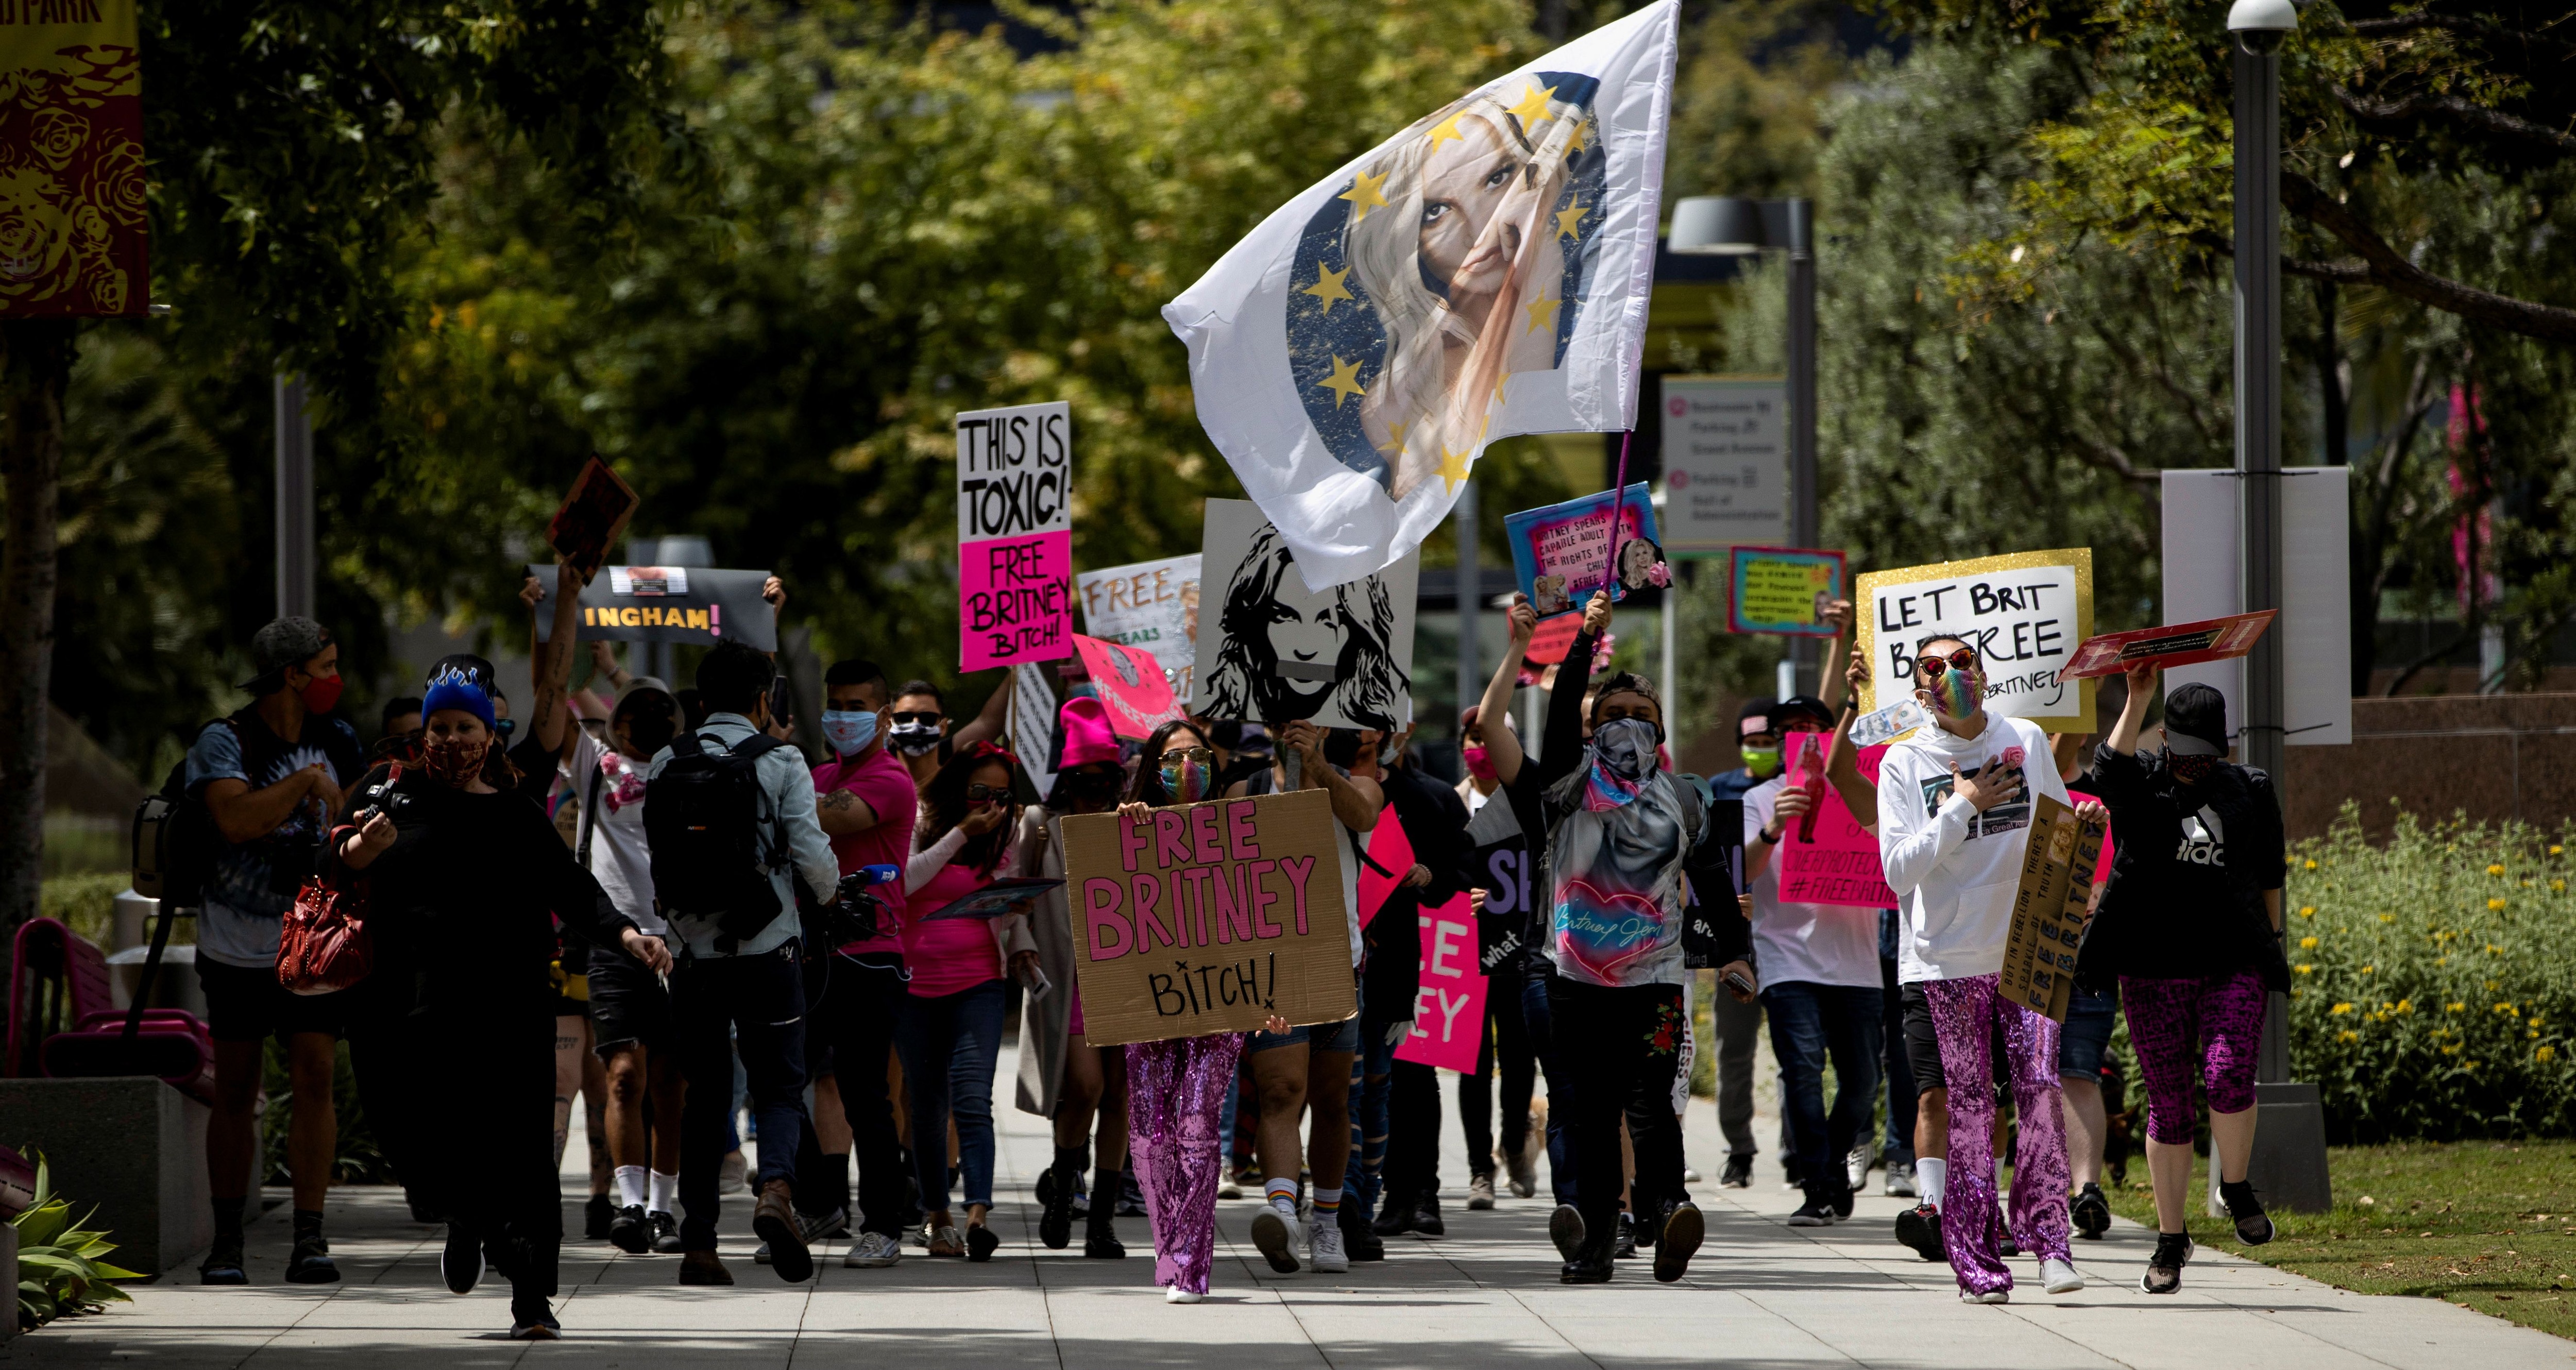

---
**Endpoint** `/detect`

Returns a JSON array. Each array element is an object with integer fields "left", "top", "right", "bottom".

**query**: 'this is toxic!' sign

[{"left": 956, "top": 402, "right": 1073, "bottom": 672}]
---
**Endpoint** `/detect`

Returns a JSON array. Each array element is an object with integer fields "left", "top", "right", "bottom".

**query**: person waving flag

[{"left": 1162, "top": 2, "right": 1680, "bottom": 591}]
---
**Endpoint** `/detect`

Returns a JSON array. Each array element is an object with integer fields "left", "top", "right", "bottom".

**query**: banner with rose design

[{"left": 0, "top": 0, "right": 145, "bottom": 317}]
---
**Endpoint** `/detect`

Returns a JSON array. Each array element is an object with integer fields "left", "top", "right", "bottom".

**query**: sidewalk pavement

[{"left": 7, "top": 1041, "right": 2569, "bottom": 1369}]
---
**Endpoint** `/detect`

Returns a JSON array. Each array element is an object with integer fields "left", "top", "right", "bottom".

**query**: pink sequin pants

[
  {"left": 1921, "top": 973, "right": 2071, "bottom": 1295},
  {"left": 1126, "top": 1033, "right": 1244, "bottom": 1296}
]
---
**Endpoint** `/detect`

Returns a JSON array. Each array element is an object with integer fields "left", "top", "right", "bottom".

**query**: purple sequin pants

[
  {"left": 2121, "top": 972, "right": 2267, "bottom": 1143},
  {"left": 1921, "top": 973, "right": 2071, "bottom": 1295},
  {"left": 1126, "top": 1033, "right": 1245, "bottom": 1296}
]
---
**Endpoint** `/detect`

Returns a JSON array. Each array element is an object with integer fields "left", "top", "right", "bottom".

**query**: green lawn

[{"left": 2099, "top": 1140, "right": 2576, "bottom": 1341}]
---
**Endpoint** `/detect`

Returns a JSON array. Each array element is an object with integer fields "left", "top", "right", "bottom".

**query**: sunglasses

[
  {"left": 1158, "top": 747, "right": 1214, "bottom": 769},
  {"left": 890, "top": 711, "right": 941, "bottom": 727},
  {"left": 1916, "top": 647, "right": 1980, "bottom": 677},
  {"left": 964, "top": 782, "right": 1011, "bottom": 802}
]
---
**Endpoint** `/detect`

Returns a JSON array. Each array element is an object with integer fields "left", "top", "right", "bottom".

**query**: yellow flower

[
  {"left": 2489, "top": 898, "right": 2509, "bottom": 911},
  {"left": 2380, "top": 913, "right": 2396, "bottom": 923},
  {"left": 2397, "top": 1000, "right": 2413, "bottom": 1013},
  {"left": 2361, "top": 965, "right": 2375, "bottom": 974},
  {"left": 2300, "top": 905, "right": 2317, "bottom": 917},
  {"left": 2488, "top": 945, "right": 2504, "bottom": 955},
  {"left": 2438, "top": 956, "right": 2450, "bottom": 966},
  {"left": 2304, "top": 858, "right": 2319, "bottom": 870},
  {"left": 2554, "top": 880, "right": 2567, "bottom": 893},
  {"left": 2337, "top": 1029, "right": 2360, "bottom": 1043},
  {"left": 2448, "top": 1002, "right": 2467, "bottom": 1012},
  {"left": 2443, "top": 1044, "right": 2462, "bottom": 1055},
  {"left": 2496, "top": 1003, "right": 2516, "bottom": 1014},
  {"left": 2540, "top": 1045, "right": 2558, "bottom": 1062},
  {"left": 2295, "top": 964, "right": 2314, "bottom": 975},
  {"left": 2553, "top": 845, "right": 2565, "bottom": 857},
  {"left": 2330, "top": 1003, "right": 2354, "bottom": 1015},
  {"left": 2488, "top": 864, "right": 2506, "bottom": 876},
  {"left": 2300, "top": 936, "right": 2319, "bottom": 950},
  {"left": 2532, "top": 1030, "right": 2542, "bottom": 1039},
  {"left": 2467, "top": 1060, "right": 2481, "bottom": 1070}
]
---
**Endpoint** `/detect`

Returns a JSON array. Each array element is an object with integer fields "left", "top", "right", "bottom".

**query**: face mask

[
  {"left": 1593, "top": 717, "right": 1662, "bottom": 782},
  {"left": 822, "top": 709, "right": 877, "bottom": 757},
  {"left": 1158, "top": 752, "right": 1212, "bottom": 804},
  {"left": 2169, "top": 752, "right": 2216, "bottom": 784},
  {"left": 1926, "top": 666, "right": 1982, "bottom": 721},
  {"left": 888, "top": 722, "right": 944, "bottom": 756},
  {"left": 1462, "top": 745, "right": 1496, "bottom": 782},
  {"left": 297, "top": 672, "right": 343, "bottom": 716},
  {"left": 622, "top": 711, "right": 676, "bottom": 759},
  {"left": 1740, "top": 745, "right": 1781, "bottom": 777},
  {"left": 1062, "top": 767, "right": 1123, "bottom": 805},
  {"left": 421, "top": 734, "right": 488, "bottom": 789}
]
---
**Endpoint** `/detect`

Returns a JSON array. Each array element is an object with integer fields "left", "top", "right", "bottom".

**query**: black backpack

[
  {"left": 644, "top": 729, "right": 790, "bottom": 943},
  {"left": 131, "top": 718, "right": 239, "bottom": 909}
]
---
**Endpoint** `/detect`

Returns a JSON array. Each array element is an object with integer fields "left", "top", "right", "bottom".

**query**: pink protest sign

[
  {"left": 959, "top": 530, "right": 1073, "bottom": 672},
  {"left": 1395, "top": 894, "right": 1485, "bottom": 1073},
  {"left": 2067, "top": 788, "right": 2116, "bottom": 890},
  {"left": 1776, "top": 732, "right": 1898, "bottom": 909},
  {"left": 1357, "top": 806, "right": 1416, "bottom": 931},
  {"left": 1072, "top": 633, "right": 1183, "bottom": 739}
]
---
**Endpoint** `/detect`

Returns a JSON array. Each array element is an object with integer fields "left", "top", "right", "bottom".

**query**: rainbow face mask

[
  {"left": 1925, "top": 666, "right": 1982, "bottom": 720},
  {"left": 1158, "top": 751, "right": 1212, "bottom": 804}
]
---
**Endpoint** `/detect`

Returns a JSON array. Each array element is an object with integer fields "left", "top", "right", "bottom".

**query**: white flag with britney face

[{"left": 1162, "top": 2, "right": 1681, "bottom": 591}]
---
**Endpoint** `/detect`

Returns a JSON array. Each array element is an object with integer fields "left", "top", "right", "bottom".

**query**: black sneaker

[
  {"left": 1412, "top": 1193, "right": 1446, "bottom": 1238},
  {"left": 1785, "top": 1199, "right": 1837, "bottom": 1227},
  {"left": 1653, "top": 1202, "right": 1703, "bottom": 1284},
  {"left": 1829, "top": 1182, "right": 1855, "bottom": 1221},
  {"left": 405, "top": 1188, "right": 447, "bottom": 1224},
  {"left": 650, "top": 1210, "right": 683, "bottom": 1254},
  {"left": 1718, "top": 1154, "right": 1753, "bottom": 1189},
  {"left": 284, "top": 1236, "right": 339, "bottom": 1284},
  {"left": 199, "top": 1238, "right": 248, "bottom": 1286},
  {"left": 607, "top": 1204, "right": 651, "bottom": 1254},
  {"left": 1894, "top": 1203, "right": 1945, "bottom": 1262},
  {"left": 441, "top": 1225, "right": 485, "bottom": 1294},
  {"left": 2072, "top": 1182, "right": 2111, "bottom": 1239},
  {"left": 584, "top": 1193, "right": 615, "bottom": 1241},
  {"left": 509, "top": 1299, "right": 562, "bottom": 1340},
  {"left": 2219, "top": 1178, "right": 2275, "bottom": 1246},
  {"left": 1613, "top": 1211, "right": 1638, "bottom": 1258},
  {"left": 1372, "top": 1190, "right": 1412, "bottom": 1237},
  {"left": 2141, "top": 1230, "right": 2192, "bottom": 1294},
  {"left": 1337, "top": 1197, "right": 1385, "bottom": 1261}
]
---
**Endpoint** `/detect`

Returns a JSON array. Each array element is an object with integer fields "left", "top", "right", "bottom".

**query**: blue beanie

[{"left": 422, "top": 662, "right": 496, "bottom": 732}]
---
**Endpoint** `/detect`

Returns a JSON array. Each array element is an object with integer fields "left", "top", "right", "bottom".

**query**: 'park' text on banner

[
  {"left": 1854, "top": 549, "right": 2095, "bottom": 732},
  {"left": 1059, "top": 789, "right": 1357, "bottom": 1046},
  {"left": 957, "top": 401, "right": 1073, "bottom": 672}
]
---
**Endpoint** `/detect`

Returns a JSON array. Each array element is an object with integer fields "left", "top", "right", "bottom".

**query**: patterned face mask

[
  {"left": 1158, "top": 749, "right": 1213, "bottom": 804},
  {"left": 2169, "top": 752, "right": 2216, "bottom": 784},
  {"left": 1926, "top": 666, "right": 1982, "bottom": 720},
  {"left": 421, "top": 734, "right": 489, "bottom": 789},
  {"left": 1584, "top": 717, "right": 1663, "bottom": 810}
]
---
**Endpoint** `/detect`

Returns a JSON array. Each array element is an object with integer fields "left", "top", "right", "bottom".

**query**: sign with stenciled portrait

[
  {"left": 1187, "top": 498, "right": 1418, "bottom": 731},
  {"left": 0, "top": 0, "right": 147, "bottom": 317}
]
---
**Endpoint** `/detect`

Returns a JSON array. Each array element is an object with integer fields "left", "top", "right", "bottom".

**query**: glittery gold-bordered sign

[{"left": 1855, "top": 549, "right": 2095, "bottom": 733}]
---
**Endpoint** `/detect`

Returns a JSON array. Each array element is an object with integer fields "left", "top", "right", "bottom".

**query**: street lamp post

[{"left": 1669, "top": 195, "right": 1819, "bottom": 693}]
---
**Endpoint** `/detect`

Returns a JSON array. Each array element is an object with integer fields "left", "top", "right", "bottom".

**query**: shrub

[
  {"left": 2287, "top": 805, "right": 2576, "bottom": 1142},
  {"left": 36, "top": 874, "right": 125, "bottom": 949},
  {"left": 12, "top": 1151, "right": 138, "bottom": 1329}
]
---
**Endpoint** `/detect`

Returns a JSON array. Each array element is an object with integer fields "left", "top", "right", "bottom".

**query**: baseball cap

[
  {"left": 1736, "top": 697, "right": 1778, "bottom": 738},
  {"left": 2163, "top": 683, "right": 2230, "bottom": 756},
  {"left": 1773, "top": 694, "right": 1836, "bottom": 731},
  {"left": 614, "top": 675, "right": 677, "bottom": 718},
  {"left": 240, "top": 616, "right": 332, "bottom": 690}
]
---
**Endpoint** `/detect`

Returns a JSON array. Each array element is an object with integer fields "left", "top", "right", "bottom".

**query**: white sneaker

[
  {"left": 842, "top": 1232, "right": 902, "bottom": 1267},
  {"left": 1309, "top": 1217, "right": 1349, "bottom": 1273},
  {"left": 1961, "top": 1288, "right": 2010, "bottom": 1304},
  {"left": 1845, "top": 1141, "right": 1875, "bottom": 1191},
  {"left": 1884, "top": 1161, "right": 1918, "bottom": 1198},
  {"left": 1250, "top": 1206, "right": 1301, "bottom": 1274},
  {"left": 1218, "top": 1178, "right": 1242, "bottom": 1200},
  {"left": 1682, "top": 1167, "right": 1702, "bottom": 1185},
  {"left": 2042, "top": 1258, "right": 2084, "bottom": 1294},
  {"left": 1166, "top": 1286, "right": 1205, "bottom": 1304}
]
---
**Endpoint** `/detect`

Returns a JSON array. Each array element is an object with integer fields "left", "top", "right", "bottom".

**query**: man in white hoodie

[{"left": 1874, "top": 635, "right": 2089, "bottom": 1304}]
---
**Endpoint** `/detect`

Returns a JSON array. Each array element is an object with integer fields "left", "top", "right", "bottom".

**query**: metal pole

[
  {"left": 1455, "top": 478, "right": 1480, "bottom": 741},
  {"left": 1785, "top": 198, "right": 1819, "bottom": 698},
  {"left": 1661, "top": 586, "right": 1676, "bottom": 743},
  {"left": 274, "top": 374, "right": 313, "bottom": 620}
]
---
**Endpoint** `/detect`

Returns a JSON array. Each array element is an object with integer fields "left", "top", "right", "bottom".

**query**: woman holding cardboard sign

[{"left": 1473, "top": 587, "right": 1754, "bottom": 1286}]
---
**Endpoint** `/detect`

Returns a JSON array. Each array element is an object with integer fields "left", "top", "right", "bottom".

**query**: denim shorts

[
  {"left": 2056, "top": 984, "right": 2121, "bottom": 1083},
  {"left": 1249, "top": 1013, "right": 1362, "bottom": 1055}
]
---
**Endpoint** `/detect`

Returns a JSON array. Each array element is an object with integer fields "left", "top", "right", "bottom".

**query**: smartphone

[{"left": 1722, "top": 968, "right": 1756, "bottom": 998}]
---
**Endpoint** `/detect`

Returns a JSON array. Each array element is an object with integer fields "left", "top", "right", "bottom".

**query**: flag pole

[{"left": 1601, "top": 430, "right": 1634, "bottom": 597}]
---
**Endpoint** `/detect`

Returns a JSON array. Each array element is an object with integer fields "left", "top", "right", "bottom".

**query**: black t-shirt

[
  {"left": 337, "top": 765, "right": 636, "bottom": 1018},
  {"left": 2083, "top": 743, "right": 2289, "bottom": 983}
]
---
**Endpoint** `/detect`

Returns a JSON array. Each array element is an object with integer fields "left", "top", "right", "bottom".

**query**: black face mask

[
  {"left": 2169, "top": 752, "right": 2216, "bottom": 784},
  {"left": 623, "top": 710, "right": 677, "bottom": 758}
]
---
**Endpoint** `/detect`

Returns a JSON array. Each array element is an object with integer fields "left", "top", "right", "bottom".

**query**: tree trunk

[{"left": 0, "top": 319, "right": 74, "bottom": 993}]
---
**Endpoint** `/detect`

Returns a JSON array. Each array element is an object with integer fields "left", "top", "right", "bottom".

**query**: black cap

[
  {"left": 1773, "top": 694, "right": 1836, "bottom": 731},
  {"left": 2163, "top": 683, "right": 2230, "bottom": 756}
]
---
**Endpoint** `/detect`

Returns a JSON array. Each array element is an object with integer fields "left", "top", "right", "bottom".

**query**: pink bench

[{"left": 7, "top": 917, "right": 214, "bottom": 1104}]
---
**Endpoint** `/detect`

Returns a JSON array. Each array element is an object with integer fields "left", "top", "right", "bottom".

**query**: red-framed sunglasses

[{"left": 1916, "top": 646, "right": 1979, "bottom": 677}]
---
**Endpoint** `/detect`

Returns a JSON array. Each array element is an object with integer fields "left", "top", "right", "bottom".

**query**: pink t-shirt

[
  {"left": 812, "top": 747, "right": 917, "bottom": 955},
  {"left": 903, "top": 858, "right": 1005, "bottom": 997}
]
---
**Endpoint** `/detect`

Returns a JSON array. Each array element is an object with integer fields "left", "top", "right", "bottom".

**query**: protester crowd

[{"left": 174, "top": 553, "right": 2284, "bottom": 1336}]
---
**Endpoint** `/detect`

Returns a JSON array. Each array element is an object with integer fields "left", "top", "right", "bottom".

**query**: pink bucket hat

[{"left": 1057, "top": 697, "right": 1122, "bottom": 768}]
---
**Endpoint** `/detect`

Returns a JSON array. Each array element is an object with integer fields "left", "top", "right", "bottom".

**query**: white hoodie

[{"left": 1874, "top": 713, "right": 2069, "bottom": 983}]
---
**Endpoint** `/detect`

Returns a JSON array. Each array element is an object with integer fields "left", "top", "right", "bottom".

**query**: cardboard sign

[
  {"left": 1855, "top": 549, "right": 2095, "bottom": 732},
  {"left": 1394, "top": 895, "right": 1485, "bottom": 1073},
  {"left": 1504, "top": 483, "right": 1660, "bottom": 619},
  {"left": 1728, "top": 547, "right": 1845, "bottom": 637},
  {"left": 2056, "top": 610, "right": 2276, "bottom": 683},
  {"left": 1463, "top": 796, "right": 1531, "bottom": 975},
  {"left": 1059, "top": 789, "right": 1357, "bottom": 1046},
  {"left": 529, "top": 564, "right": 778, "bottom": 651},
  {"left": 957, "top": 402, "right": 1074, "bottom": 672},
  {"left": 1072, "top": 634, "right": 1184, "bottom": 740},
  {"left": 1078, "top": 554, "right": 1201, "bottom": 702},
  {"left": 1683, "top": 799, "right": 1745, "bottom": 968},
  {"left": 1997, "top": 793, "right": 2110, "bottom": 1022},
  {"left": 1774, "top": 733, "right": 1896, "bottom": 909},
  {"left": 546, "top": 457, "right": 640, "bottom": 583},
  {"left": 1189, "top": 498, "right": 1418, "bottom": 731}
]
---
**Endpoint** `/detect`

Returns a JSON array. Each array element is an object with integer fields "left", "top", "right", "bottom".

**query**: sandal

[{"left": 926, "top": 1224, "right": 965, "bottom": 1258}]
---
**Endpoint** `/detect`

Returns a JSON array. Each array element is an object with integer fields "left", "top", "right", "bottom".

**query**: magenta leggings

[
  {"left": 1921, "top": 973, "right": 2070, "bottom": 1296},
  {"left": 2120, "top": 972, "right": 2266, "bottom": 1143}
]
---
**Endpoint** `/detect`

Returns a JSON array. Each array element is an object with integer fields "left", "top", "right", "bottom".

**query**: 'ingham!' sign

[{"left": 955, "top": 401, "right": 1073, "bottom": 672}]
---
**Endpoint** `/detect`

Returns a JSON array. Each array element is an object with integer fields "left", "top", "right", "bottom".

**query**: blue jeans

[
  {"left": 893, "top": 978, "right": 1008, "bottom": 1212},
  {"left": 672, "top": 942, "right": 809, "bottom": 1251},
  {"left": 1344, "top": 1023, "right": 1395, "bottom": 1211},
  {"left": 1760, "top": 980, "right": 1884, "bottom": 1204},
  {"left": 1519, "top": 972, "right": 1577, "bottom": 1206}
]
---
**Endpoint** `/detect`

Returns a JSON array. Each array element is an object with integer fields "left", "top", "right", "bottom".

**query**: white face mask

[{"left": 822, "top": 709, "right": 877, "bottom": 756}]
